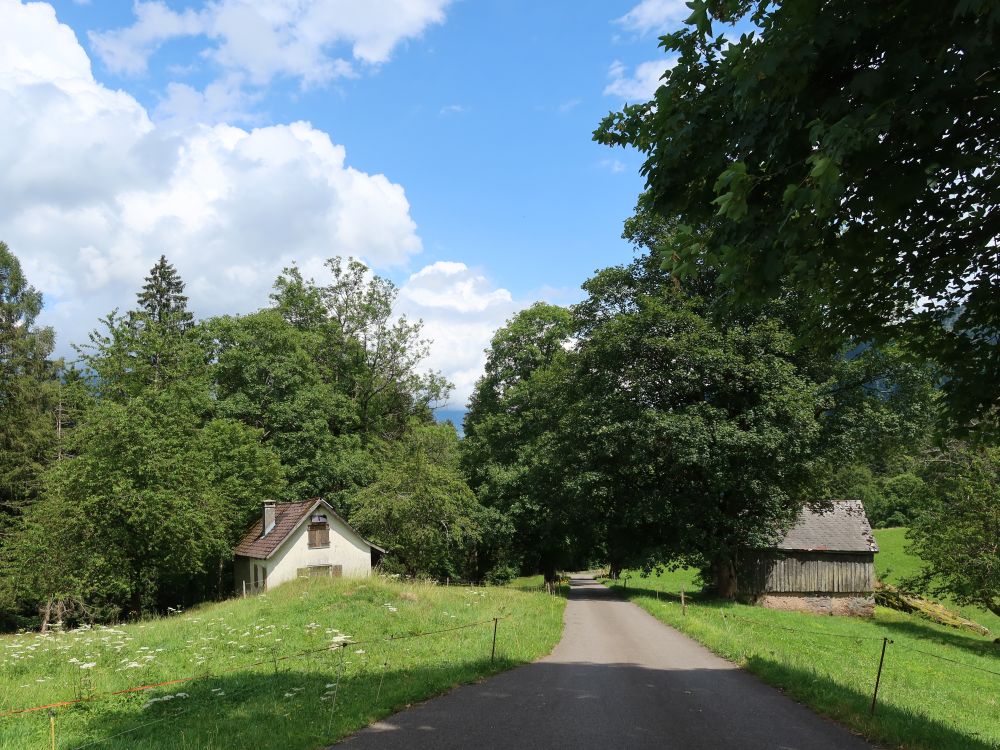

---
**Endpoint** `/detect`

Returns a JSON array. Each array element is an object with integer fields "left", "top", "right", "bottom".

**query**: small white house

[{"left": 234, "top": 499, "right": 385, "bottom": 593}]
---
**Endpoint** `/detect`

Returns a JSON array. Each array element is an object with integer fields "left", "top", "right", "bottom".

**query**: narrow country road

[{"left": 336, "top": 575, "right": 873, "bottom": 749}]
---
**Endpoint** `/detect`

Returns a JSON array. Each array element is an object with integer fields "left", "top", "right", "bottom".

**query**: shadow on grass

[
  {"left": 877, "top": 618, "right": 1000, "bottom": 658},
  {"left": 744, "top": 655, "right": 999, "bottom": 750},
  {"left": 42, "top": 657, "right": 522, "bottom": 750},
  {"left": 25, "top": 649, "right": 993, "bottom": 750}
]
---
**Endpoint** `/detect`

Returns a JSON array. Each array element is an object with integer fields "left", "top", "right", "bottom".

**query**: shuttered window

[{"left": 308, "top": 522, "right": 330, "bottom": 548}]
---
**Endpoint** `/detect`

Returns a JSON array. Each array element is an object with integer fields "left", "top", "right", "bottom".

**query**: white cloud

[
  {"left": 0, "top": 0, "right": 421, "bottom": 359},
  {"left": 438, "top": 103, "right": 467, "bottom": 116},
  {"left": 397, "top": 262, "right": 525, "bottom": 405},
  {"left": 90, "top": 0, "right": 451, "bottom": 87},
  {"left": 603, "top": 58, "right": 675, "bottom": 101},
  {"left": 599, "top": 158, "right": 626, "bottom": 174},
  {"left": 615, "top": 0, "right": 689, "bottom": 35}
]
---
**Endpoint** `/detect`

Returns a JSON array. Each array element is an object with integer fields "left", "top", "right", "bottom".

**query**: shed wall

[{"left": 744, "top": 552, "right": 874, "bottom": 594}]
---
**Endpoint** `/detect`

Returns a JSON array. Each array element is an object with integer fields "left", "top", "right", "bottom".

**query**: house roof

[
  {"left": 777, "top": 500, "right": 879, "bottom": 553},
  {"left": 234, "top": 498, "right": 386, "bottom": 560}
]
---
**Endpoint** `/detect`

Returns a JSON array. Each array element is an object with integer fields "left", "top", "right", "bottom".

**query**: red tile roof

[{"left": 234, "top": 498, "right": 385, "bottom": 560}]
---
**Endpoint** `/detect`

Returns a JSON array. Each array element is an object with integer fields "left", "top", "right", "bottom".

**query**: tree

[
  {"left": 82, "top": 256, "right": 205, "bottom": 402},
  {"left": 571, "top": 259, "right": 824, "bottom": 595},
  {"left": 6, "top": 400, "right": 284, "bottom": 620},
  {"left": 137, "top": 255, "right": 194, "bottom": 331},
  {"left": 207, "top": 309, "right": 362, "bottom": 500},
  {"left": 595, "top": 1, "right": 1000, "bottom": 430},
  {"left": 0, "top": 242, "right": 56, "bottom": 517},
  {"left": 906, "top": 444, "right": 1000, "bottom": 616},
  {"left": 271, "top": 259, "right": 450, "bottom": 440},
  {"left": 463, "top": 304, "right": 583, "bottom": 582},
  {"left": 350, "top": 423, "right": 483, "bottom": 579}
]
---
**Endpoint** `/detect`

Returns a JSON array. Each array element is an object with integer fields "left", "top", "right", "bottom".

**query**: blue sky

[{"left": 3, "top": 0, "right": 694, "bottom": 406}]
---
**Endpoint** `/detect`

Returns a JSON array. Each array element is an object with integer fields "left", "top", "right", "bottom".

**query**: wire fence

[
  {"left": 1, "top": 617, "right": 503, "bottom": 718},
  {"left": 605, "top": 577, "right": 1000, "bottom": 718}
]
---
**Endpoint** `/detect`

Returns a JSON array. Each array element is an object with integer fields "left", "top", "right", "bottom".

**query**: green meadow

[
  {"left": 607, "top": 564, "right": 1000, "bottom": 750},
  {"left": 874, "top": 527, "right": 1000, "bottom": 634},
  {"left": 0, "top": 577, "right": 565, "bottom": 749}
]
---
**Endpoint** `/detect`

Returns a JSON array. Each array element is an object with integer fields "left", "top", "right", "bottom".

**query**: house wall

[{"left": 262, "top": 511, "right": 372, "bottom": 590}]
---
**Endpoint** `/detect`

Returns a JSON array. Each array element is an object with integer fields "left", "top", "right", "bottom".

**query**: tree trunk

[
  {"left": 712, "top": 558, "right": 738, "bottom": 599},
  {"left": 608, "top": 563, "right": 622, "bottom": 581}
]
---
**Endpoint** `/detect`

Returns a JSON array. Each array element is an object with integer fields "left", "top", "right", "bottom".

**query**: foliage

[
  {"left": 463, "top": 303, "right": 583, "bottom": 580},
  {"left": 5, "top": 398, "right": 284, "bottom": 621},
  {"left": 351, "top": 423, "right": 483, "bottom": 579},
  {"left": 906, "top": 445, "right": 1000, "bottom": 617},
  {"left": 595, "top": 0, "right": 1000, "bottom": 431},
  {"left": 0, "top": 242, "right": 57, "bottom": 517},
  {"left": 271, "top": 258, "right": 451, "bottom": 440},
  {"left": 571, "top": 258, "right": 823, "bottom": 593},
  {"left": 207, "top": 309, "right": 361, "bottom": 500},
  {"left": 606, "top": 572, "right": 1000, "bottom": 750},
  {"left": 874, "top": 527, "right": 1000, "bottom": 635},
  {"left": 0, "top": 576, "right": 565, "bottom": 749}
]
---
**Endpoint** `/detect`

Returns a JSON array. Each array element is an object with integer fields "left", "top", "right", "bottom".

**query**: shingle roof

[
  {"left": 234, "top": 498, "right": 385, "bottom": 560},
  {"left": 777, "top": 500, "right": 879, "bottom": 553}
]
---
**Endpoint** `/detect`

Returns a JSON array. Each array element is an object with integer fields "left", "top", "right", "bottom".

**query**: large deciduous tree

[
  {"left": 595, "top": 0, "right": 1000, "bottom": 430},
  {"left": 351, "top": 423, "right": 484, "bottom": 580}
]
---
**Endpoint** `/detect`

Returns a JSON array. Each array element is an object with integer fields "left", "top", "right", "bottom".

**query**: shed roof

[
  {"left": 777, "top": 500, "right": 879, "bottom": 553},
  {"left": 234, "top": 498, "right": 385, "bottom": 560}
]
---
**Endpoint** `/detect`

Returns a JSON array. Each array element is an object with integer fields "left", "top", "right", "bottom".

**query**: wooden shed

[{"left": 741, "top": 500, "right": 879, "bottom": 617}]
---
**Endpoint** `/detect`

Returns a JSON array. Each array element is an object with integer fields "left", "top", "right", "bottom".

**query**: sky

[{"left": 1, "top": 0, "right": 693, "bottom": 409}]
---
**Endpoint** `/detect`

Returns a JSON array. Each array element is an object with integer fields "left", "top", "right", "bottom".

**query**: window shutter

[{"left": 308, "top": 522, "right": 330, "bottom": 548}]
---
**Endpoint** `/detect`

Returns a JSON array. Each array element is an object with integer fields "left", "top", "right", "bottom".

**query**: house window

[{"left": 308, "top": 518, "right": 330, "bottom": 548}]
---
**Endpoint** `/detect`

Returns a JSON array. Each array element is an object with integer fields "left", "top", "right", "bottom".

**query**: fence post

[
  {"left": 681, "top": 589, "right": 686, "bottom": 616},
  {"left": 242, "top": 580, "right": 246, "bottom": 598},
  {"left": 49, "top": 710, "right": 55, "bottom": 750},
  {"left": 870, "top": 637, "right": 891, "bottom": 715},
  {"left": 491, "top": 618, "right": 498, "bottom": 663}
]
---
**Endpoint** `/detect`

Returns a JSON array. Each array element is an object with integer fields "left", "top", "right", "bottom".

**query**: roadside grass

[
  {"left": 509, "top": 574, "right": 570, "bottom": 596},
  {"left": 605, "top": 570, "right": 1000, "bottom": 750},
  {"left": 0, "top": 576, "right": 565, "bottom": 749},
  {"left": 874, "top": 527, "right": 1000, "bottom": 634}
]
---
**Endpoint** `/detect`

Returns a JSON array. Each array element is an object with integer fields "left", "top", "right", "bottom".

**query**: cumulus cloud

[
  {"left": 397, "top": 262, "right": 526, "bottom": 405},
  {"left": 89, "top": 0, "right": 451, "bottom": 86},
  {"left": 614, "top": 0, "right": 690, "bottom": 35},
  {"left": 603, "top": 58, "right": 676, "bottom": 101},
  {"left": 0, "top": 0, "right": 421, "bottom": 357}
]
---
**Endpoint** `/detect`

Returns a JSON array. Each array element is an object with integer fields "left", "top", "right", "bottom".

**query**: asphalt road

[{"left": 335, "top": 575, "right": 873, "bottom": 749}]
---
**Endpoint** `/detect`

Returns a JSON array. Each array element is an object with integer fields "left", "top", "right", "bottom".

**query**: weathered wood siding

[{"left": 743, "top": 552, "right": 874, "bottom": 595}]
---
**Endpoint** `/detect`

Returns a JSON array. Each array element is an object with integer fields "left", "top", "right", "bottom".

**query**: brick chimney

[{"left": 262, "top": 501, "right": 276, "bottom": 536}]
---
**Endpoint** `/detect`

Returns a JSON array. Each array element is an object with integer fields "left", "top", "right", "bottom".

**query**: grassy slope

[
  {"left": 0, "top": 576, "right": 565, "bottom": 749},
  {"left": 874, "top": 527, "right": 1000, "bottom": 634},
  {"left": 608, "top": 570, "right": 1000, "bottom": 750}
]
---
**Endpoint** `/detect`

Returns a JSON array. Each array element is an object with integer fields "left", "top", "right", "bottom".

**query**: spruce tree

[
  {"left": 137, "top": 255, "right": 193, "bottom": 331},
  {"left": 0, "top": 241, "right": 57, "bottom": 516}
]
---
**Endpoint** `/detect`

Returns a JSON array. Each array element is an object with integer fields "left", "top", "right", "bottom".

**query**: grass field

[
  {"left": 874, "top": 527, "right": 1000, "bottom": 634},
  {"left": 0, "top": 576, "right": 565, "bottom": 749},
  {"left": 606, "top": 568, "right": 1000, "bottom": 750}
]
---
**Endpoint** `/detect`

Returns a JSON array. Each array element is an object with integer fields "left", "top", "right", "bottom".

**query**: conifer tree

[
  {"left": 137, "top": 255, "right": 193, "bottom": 331},
  {"left": 0, "top": 242, "right": 56, "bottom": 517}
]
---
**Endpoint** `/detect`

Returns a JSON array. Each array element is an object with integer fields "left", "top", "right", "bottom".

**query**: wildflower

[{"left": 80, "top": 662, "right": 97, "bottom": 669}]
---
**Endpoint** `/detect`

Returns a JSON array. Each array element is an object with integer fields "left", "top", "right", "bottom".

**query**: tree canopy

[{"left": 595, "top": 0, "right": 1000, "bottom": 431}]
